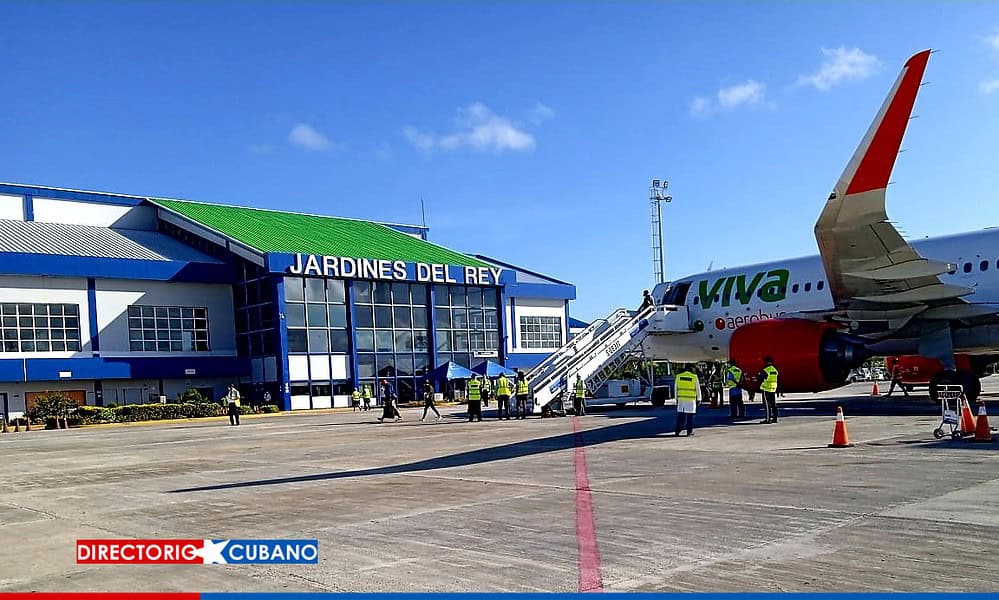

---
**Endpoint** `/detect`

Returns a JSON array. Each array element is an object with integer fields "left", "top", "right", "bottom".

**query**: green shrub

[
  {"left": 176, "top": 388, "right": 208, "bottom": 404},
  {"left": 260, "top": 404, "right": 281, "bottom": 414},
  {"left": 27, "top": 392, "right": 77, "bottom": 423}
]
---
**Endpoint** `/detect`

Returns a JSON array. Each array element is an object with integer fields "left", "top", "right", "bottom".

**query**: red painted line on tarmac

[{"left": 572, "top": 415, "right": 603, "bottom": 593}]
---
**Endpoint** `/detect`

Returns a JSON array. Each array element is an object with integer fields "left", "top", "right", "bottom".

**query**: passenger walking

[
  {"left": 362, "top": 385, "right": 372, "bottom": 411},
  {"left": 420, "top": 379, "right": 441, "bottom": 421},
  {"left": 378, "top": 379, "right": 402, "bottom": 423},
  {"left": 466, "top": 375, "right": 483, "bottom": 422},
  {"left": 515, "top": 370, "right": 530, "bottom": 419},
  {"left": 481, "top": 376, "right": 492, "bottom": 409},
  {"left": 351, "top": 387, "right": 361, "bottom": 412},
  {"left": 573, "top": 374, "right": 587, "bottom": 416},
  {"left": 726, "top": 363, "right": 745, "bottom": 418},
  {"left": 639, "top": 289, "right": 654, "bottom": 311},
  {"left": 758, "top": 357, "right": 780, "bottom": 424},
  {"left": 495, "top": 372, "right": 512, "bottom": 420},
  {"left": 224, "top": 384, "right": 242, "bottom": 426},
  {"left": 674, "top": 365, "right": 699, "bottom": 436}
]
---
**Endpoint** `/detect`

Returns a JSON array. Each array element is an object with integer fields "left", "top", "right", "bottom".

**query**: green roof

[{"left": 152, "top": 198, "right": 488, "bottom": 267}]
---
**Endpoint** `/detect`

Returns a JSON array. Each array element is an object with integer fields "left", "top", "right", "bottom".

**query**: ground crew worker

[
  {"left": 758, "top": 357, "right": 779, "bottom": 424},
  {"left": 639, "top": 289, "right": 654, "bottom": 311},
  {"left": 466, "top": 375, "right": 483, "bottom": 422},
  {"left": 515, "top": 370, "right": 530, "bottom": 419},
  {"left": 351, "top": 387, "right": 361, "bottom": 412},
  {"left": 495, "top": 372, "right": 512, "bottom": 420},
  {"left": 573, "top": 374, "right": 587, "bottom": 416},
  {"left": 885, "top": 360, "right": 910, "bottom": 398},
  {"left": 726, "top": 363, "right": 745, "bottom": 418},
  {"left": 420, "top": 378, "right": 441, "bottom": 421},
  {"left": 362, "top": 385, "right": 372, "bottom": 411},
  {"left": 674, "top": 364, "right": 699, "bottom": 436},
  {"left": 224, "top": 384, "right": 242, "bottom": 426}
]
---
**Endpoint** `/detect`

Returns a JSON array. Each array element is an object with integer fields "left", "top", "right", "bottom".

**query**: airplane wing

[{"left": 813, "top": 49, "right": 972, "bottom": 333}]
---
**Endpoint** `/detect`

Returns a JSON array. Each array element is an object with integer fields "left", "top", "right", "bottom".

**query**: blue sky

[{"left": 2, "top": 2, "right": 998, "bottom": 320}]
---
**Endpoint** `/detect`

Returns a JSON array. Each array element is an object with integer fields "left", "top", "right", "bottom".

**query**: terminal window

[
  {"left": 519, "top": 316, "right": 563, "bottom": 350},
  {"left": 127, "top": 305, "right": 210, "bottom": 352},
  {"left": 1, "top": 303, "right": 82, "bottom": 352}
]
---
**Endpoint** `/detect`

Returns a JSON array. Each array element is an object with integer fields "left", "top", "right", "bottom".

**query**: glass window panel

[
  {"left": 308, "top": 329, "right": 330, "bottom": 353},
  {"left": 52, "top": 330, "right": 64, "bottom": 340},
  {"left": 484, "top": 309, "right": 499, "bottom": 329},
  {"left": 374, "top": 306, "right": 393, "bottom": 328},
  {"left": 20, "top": 341, "right": 34, "bottom": 352},
  {"left": 2, "top": 303, "right": 16, "bottom": 315},
  {"left": 469, "top": 309, "right": 485, "bottom": 329},
  {"left": 391, "top": 283, "right": 411, "bottom": 305},
  {"left": 34, "top": 317, "right": 48, "bottom": 328},
  {"left": 414, "top": 332, "right": 429, "bottom": 351},
  {"left": 3, "top": 329, "right": 16, "bottom": 340},
  {"left": 157, "top": 341, "right": 171, "bottom": 351},
  {"left": 35, "top": 341, "right": 50, "bottom": 352},
  {"left": 127, "top": 306, "right": 141, "bottom": 317},
  {"left": 168, "top": 307, "right": 181, "bottom": 318},
  {"left": 436, "top": 330, "right": 452, "bottom": 352},
  {"left": 155, "top": 318, "right": 169, "bottom": 329},
  {"left": 17, "top": 304, "right": 33, "bottom": 315},
  {"left": 290, "top": 382, "right": 311, "bottom": 396},
  {"left": 305, "top": 278, "right": 325, "bottom": 302},
  {"left": 394, "top": 330, "right": 413, "bottom": 352},
  {"left": 328, "top": 305, "right": 347, "bottom": 328},
  {"left": 358, "top": 354, "right": 376, "bottom": 378},
  {"left": 287, "top": 329, "right": 308, "bottom": 352},
  {"left": 452, "top": 308, "right": 468, "bottom": 329},
  {"left": 453, "top": 353, "right": 471, "bottom": 368},
  {"left": 375, "top": 330, "right": 394, "bottom": 352},
  {"left": 66, "top": 340, "right": 81, "bottom": 351},
  {"left": 18, "top": 316, "right": 31, "bottom": 328},
  {"left": 4, "top": 341, "right": 18, "bottom": 352},
  {"left": 450, "top": 287, "right": 466, "bottom": 306},
  {"left": 171, "top": 341, "right": 183, "bottom": 352},
  {"left": 2, "top": 316, "right": 14, "bottom": 327},
  {"left": 410, "top": 284, "right": 428, "bottom": 306},
  {"left": 356, "top": 330, "right": 375, "bottom": 352},
  {"left": 377, "top": 355, "right": 396, "bottom": 378},
  {"left": 486, "top": 331, "right": 499, "bottom": 349},
  {"left": 482, "top": 288, "right": 498, "bottom": 308},
  {"left": 21, "top": 330, "right": 33, "bottom": 340},
  {"left": 286, "top": 304, "right": 306, "bottom": 328},
  {"left": 312, "top": 383, "right": 332, "bottom": 397},
  {"left": 434, "top": 308, "right": 451, "bottom": 329},
  {"left": 373, "top": 282, "right": 391, "bottom": 304},
  {"left": 453, "top": 331, "right": 469, "bottom": 351},
  {"left": 36, "top": 330, "right": 49, "bottom": 340},
  {"left": 52, "top": 341, "right": 66, "bottom": 351},
  {"left": 284, "top": 277, "right": 305, "bottom": 302},
  {"left": 470, "top": 332, "right": 485, "bottom": 351},
  {"left": 413, "top": 307, "right": 428, "bottom": 329},
  {"left": 51, "top": 305, "right": 65, "bottom": 316},
  {"left": 307, "top": 304, "right": 328, "bottom": 327},
  {"left": 153, "top": 307, "right": 167, "bottom": 318},
  {"left": 182, "top": 307, "right": 194, "bottom": 318},
  {"left": 414, "top": 353, "right": 430, "bottom": 375},
  {"left": 354, "top": 281, "right": 372, "bottom": 304},
  {"left": 181, "top": 318, "right": 194, "bottom": 329},
  {"left": 143, "top": 341, "right": 156, "bottom": 351},
  {"left": 433, "top": 285, "right": 450, "bottom": 306},
  {"left": 466, "top": 288, "right": 482, "bottom": 307},
  {"left": 33, "top": 304, "right": 49, "bottom": 316},
  {"left": 394, "top": 306, "right": 412, "bottom": 329},
  {"left": 326, "top": 279, "right": 346, "bottom": 304},
  {"left": 63, "top": 304, "right": 79, "bottom": 316},
  {"left": 395, "top": 354, "right": 414, "bottom": 377},
  {"left": 331, "top": 330, "right": 349, "bottom": 353},
  {"left": 353, "top": 305, "right": 373, "bottom": 327}
]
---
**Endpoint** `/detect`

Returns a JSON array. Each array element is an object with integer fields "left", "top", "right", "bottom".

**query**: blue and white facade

[{"left": 0, "top": 183, "right": 576, "bottom": 416}]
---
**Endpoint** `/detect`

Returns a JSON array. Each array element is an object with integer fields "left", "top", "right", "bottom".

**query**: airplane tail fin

[{"left": 833, "top": 49, "right": 931, "bottom": 198}]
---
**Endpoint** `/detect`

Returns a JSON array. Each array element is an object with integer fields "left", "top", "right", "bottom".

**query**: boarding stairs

[{"left": 527, "top": 304, "right": 691, "bottom": 412}]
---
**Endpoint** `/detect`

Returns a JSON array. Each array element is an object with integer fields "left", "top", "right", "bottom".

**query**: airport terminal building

[{"left": 0, "top": 183, "right": 575, "bottom": 415}]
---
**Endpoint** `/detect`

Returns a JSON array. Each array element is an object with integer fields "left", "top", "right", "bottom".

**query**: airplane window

[
  {"left": 804, "top": 282, "right": 812, "bottom": 292},
  {"left": 792, "top": 284, "right": 799, "bottom": 293},
  {"left": 981, "top": 260, "right": 989, "bottom": 272},
  {"left": 694, "top": 296, "right": 699, "bottom": 305},
  {"left": 995, "top": 259, "right": 999, "bottom": 271},
  {"left": 715, "top": 294, "right": 720, "bottom": 303},
  {"left": 818, "top": 281, "right": 825, "bottom": 290},
  {"left": 964, "top": 262, "right": 972, "bottom": 273}
]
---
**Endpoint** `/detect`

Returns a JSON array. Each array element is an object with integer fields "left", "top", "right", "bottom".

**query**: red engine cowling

[
  {"left": 730, "top": 318, "right": 867, "bottom": 393},
  {"left": 885, "top": 354, "right": 974, "bottom": 385}
]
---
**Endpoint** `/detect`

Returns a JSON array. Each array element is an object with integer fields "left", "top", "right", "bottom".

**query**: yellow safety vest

[
  {"left": 675, "top": 372, "right": 698, "bottom": 401},
  {"left": 467, "top": 378, "right": 481, "bottom": 401},
  {"left": 725, "top": 365, "right": 742, "bottom": 389},
  {"left": 352, "top": 390, "right": 360, "bottom": 400},
  {"left": 516, "top": 378, "right": 529, "bottom": 395},
  {"left": 575, "top": 379, "right": 585, "bottom": 399},
  {"left": 363, "top": 387, "right": 371, "bottom": 399},
  {"left": 761, "top": 365, "right": 779, "bottom": 393},
  {"left": 496, "top": 376, "right": 511, "bottom": 396}
]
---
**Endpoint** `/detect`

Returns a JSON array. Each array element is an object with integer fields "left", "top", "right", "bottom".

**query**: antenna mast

[{"left": 649, "top": 179, "right": 672, "bottom": 284}]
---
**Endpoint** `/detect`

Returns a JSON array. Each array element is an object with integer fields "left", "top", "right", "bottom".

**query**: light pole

[{"left": 649, "top": 179, "right": 672, "bottom": 284}]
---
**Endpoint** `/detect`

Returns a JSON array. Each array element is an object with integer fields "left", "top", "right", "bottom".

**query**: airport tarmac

[{"left": 1, "top": 381, "right": 997, "bottom": 592}]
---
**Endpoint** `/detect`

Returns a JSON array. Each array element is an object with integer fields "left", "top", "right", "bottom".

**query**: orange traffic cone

[
  {"left": 828, "top": 406, "right": 855, "bottom": 448},
  {"left": 960, "top": 398, "right": 977, "bottom": 436},
  {"left": 871, "top": 381, "right": 880, "bottom": 396},
  {"left": 973, "top": 403, "right": 993, "bottom": 443}
]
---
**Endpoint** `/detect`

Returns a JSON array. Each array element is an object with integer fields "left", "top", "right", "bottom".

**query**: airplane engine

[{"left": 729, "top": 318, "right": 867, "bottom": 392}]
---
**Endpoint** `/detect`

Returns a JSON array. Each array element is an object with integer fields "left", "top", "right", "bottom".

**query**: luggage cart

[{"left": 933, "top": 384, "right": 965, "bottom": 440}]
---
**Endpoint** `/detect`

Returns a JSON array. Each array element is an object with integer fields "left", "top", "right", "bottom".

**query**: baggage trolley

[{"left": 933, "top": 385, "right": 965, "bottom": 440}]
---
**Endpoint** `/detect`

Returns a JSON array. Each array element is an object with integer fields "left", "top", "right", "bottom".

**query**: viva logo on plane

[{"left": 697, "top": 269, "right": 790, "bottom": 309}]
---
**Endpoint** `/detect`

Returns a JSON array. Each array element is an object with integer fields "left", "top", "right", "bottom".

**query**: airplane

[{"left": 647, "top": 49, "right": 999, "bottom": 402}]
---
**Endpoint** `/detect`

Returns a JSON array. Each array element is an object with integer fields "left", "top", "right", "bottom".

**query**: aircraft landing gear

[{"left": 929, "top": 369, "right": 981, "bottom": 403}]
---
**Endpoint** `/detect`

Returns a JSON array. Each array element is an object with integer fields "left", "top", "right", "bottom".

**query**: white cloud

[
  {"left": 689, "top": 96, "right": 711, "bottom": 117},
  {"left": 402, "top": 103, "right": 536, "bottom": 153},
  {"left": 986, "top": 32, "right": 999, "bottom": 51},
  {"left": 795, "top": 47, "right": 882, "bottom": 91},
  {"left": 374, "top": 143, "right": 393, "bottom": 161},
  {"left": 528, "top": 102, "right": 556, "bottom": 124},
  {"left": 288, "top": 123, "right": 332, "bottom": 151},
  {"left": 248, "top": 144, "right": 271, "bottom": 155},
  {"left": 981, "top": 78, "right": 999, "bottom": 94},
  {"left": 717, "top": 80, "right": 768, "bottom": 109}
]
